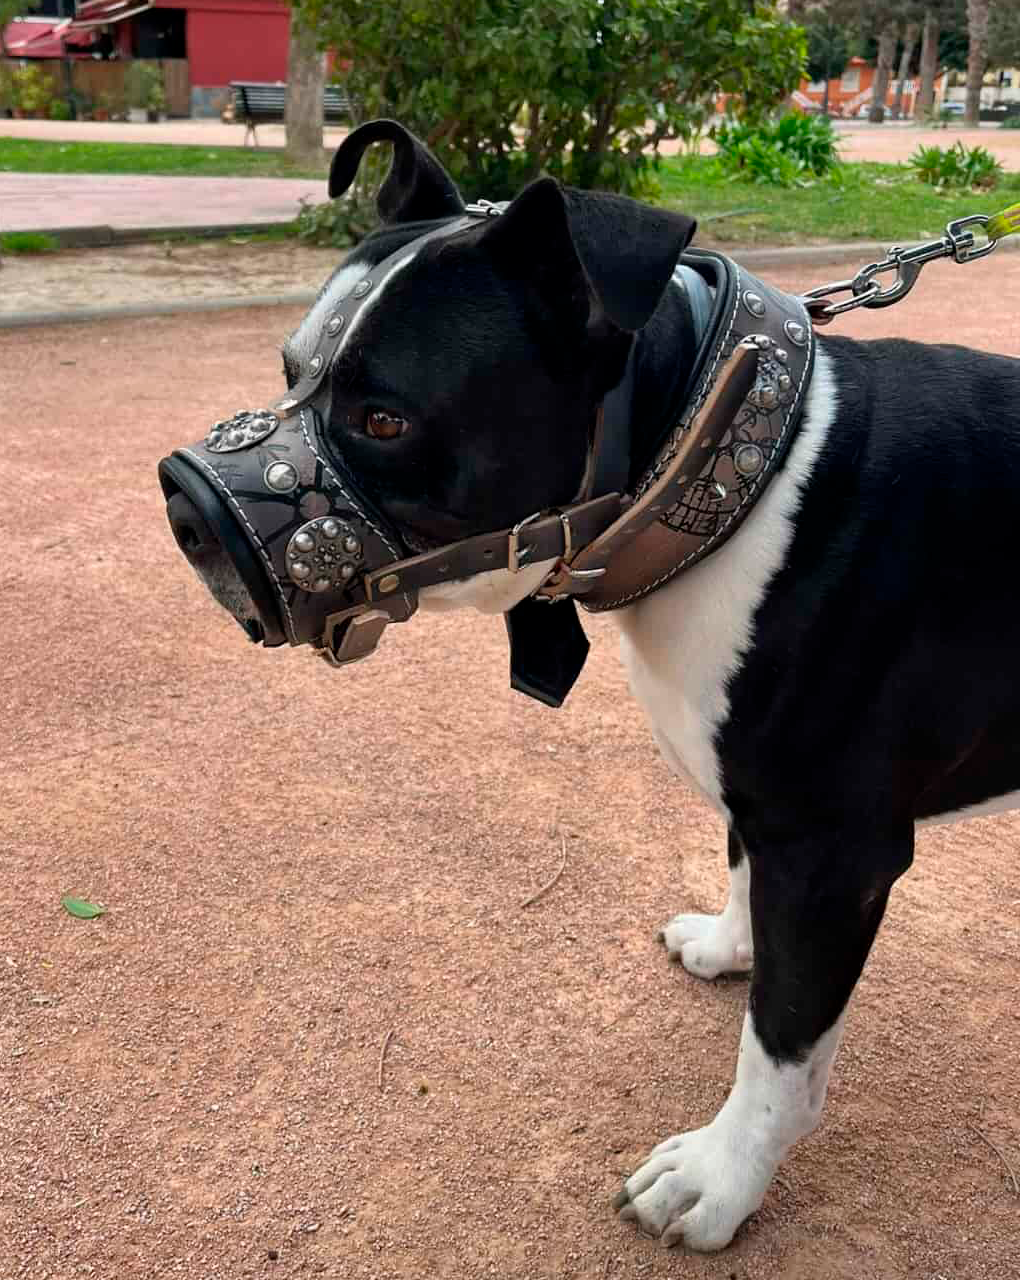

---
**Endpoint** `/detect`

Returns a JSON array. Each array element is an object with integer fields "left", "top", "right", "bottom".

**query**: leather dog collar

[{"left": 537, "top": 250, "right": 815, "bottom": 611}]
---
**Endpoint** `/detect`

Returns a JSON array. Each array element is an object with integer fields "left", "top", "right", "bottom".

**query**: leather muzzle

[{"left": 159, "top": 404, "right": 416, "bottom": 664}]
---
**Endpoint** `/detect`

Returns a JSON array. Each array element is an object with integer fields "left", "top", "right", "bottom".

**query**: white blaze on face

[{"left": 286, "top": 252, "right": 419, "bottom": 373}]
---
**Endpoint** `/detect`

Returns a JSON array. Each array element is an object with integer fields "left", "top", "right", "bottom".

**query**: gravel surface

[
  {"left": 0, "top": 240, "right": 342, "bottom": 315},
  {"left": 2, "top": 252, "right": 1019, "bottom": 1279}
]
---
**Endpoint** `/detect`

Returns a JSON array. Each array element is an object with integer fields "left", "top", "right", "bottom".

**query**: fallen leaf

[{"left": 61, "top": 896, "right": 106, "bottom": 919}]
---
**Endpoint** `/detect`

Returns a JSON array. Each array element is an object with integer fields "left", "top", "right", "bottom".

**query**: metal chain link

[{"left": 801, "top": 213, "right": 998, "bottom": 325}]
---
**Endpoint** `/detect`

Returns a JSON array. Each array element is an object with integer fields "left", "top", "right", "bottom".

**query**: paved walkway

[
  {"left": 0, "top": 116, "right": 348, "bottom": 148},
  {"left": 2, "top": 170, "right": 326, "bottom": 233}
]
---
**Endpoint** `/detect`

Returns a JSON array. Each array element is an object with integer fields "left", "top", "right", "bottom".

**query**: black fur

[
  {"left": 294, "top": 128, "right": 1020, "bottom": 1094},
  {"left": 721, "top": 334, "right": 1020, "bottom": 1059}
]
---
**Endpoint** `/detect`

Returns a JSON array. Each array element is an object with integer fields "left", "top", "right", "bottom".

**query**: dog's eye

[{"left": 365, "top": 411, "right": 410, "bottom": 440}]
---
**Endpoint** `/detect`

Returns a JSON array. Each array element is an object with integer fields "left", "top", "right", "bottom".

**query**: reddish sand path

[{"left": 2, "top": 250, "right": 1019, "bottom": 1278}]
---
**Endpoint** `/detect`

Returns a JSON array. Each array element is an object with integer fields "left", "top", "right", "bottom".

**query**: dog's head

[{"left": 158, "top": 120, "right": 696, "bottom": 660}]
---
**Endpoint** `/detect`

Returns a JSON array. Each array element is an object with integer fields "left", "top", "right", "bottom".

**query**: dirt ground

[
  {"left": 3, "top": 249, "right": 1020, "bottom": 1280},
  {"left": 0, "top": 239, "right": 343, "bottom": 315}
]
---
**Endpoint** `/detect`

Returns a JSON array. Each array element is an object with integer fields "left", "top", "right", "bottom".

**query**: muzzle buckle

[{"left": 320, "top": 606, "right": 391, "bottom": 666}]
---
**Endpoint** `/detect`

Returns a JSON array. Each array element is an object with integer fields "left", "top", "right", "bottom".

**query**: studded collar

[{"left": 536, "top": 249, "right": 815, "bottom": 612}]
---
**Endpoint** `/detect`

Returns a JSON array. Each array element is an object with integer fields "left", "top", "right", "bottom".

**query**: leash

[{"left": 801, "top": 200, "right": 1020, "bottom": 324}]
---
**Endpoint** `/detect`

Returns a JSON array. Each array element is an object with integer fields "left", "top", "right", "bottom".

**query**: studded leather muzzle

[
  {"left": 158, "top": 213, "right": 522, "bottom": 668},
  {"left": 159, "top": 398, "right": 417, "bottom": 664}
]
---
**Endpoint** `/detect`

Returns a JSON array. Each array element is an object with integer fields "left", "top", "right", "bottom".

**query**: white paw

[
  {"left": 613, "top": 1122, "right": 771, "bottom": 1251},
  {"left": 659, "top": 911, "right": 753, "bottom": 979}
]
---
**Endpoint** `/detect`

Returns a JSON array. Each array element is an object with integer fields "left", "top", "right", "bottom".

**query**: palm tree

[
  {"left": 965, "top": 0, "right": 990, "bottom": 126},
  {"left": 869, "top": 19, "right": 900, "bottom": 122},
  {"left": 891, "top": 20, "right": 920, "bottom": 118},
  {"left": 916, "top": 6, "right": 941, "bottom": 118}
]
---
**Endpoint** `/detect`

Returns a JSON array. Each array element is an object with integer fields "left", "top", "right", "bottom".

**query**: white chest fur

[{"left": 612, "top": 343, "right": 837, "bottom": 816}]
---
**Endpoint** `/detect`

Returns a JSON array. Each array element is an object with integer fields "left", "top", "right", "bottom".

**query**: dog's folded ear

[
  {"left": 328, "top": 119, "right": 465, "bottom": 224},
  {"left": 480, "top": 177, "right": 697, "bottom": 333}
]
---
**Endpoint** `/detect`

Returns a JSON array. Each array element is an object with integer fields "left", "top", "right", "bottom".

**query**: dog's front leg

[
  {"left": 614, "top": 827, "right": 912, "bottom": 1251},
  {"left": 660, "top": 828, "right": 753, "bottom": 978}
]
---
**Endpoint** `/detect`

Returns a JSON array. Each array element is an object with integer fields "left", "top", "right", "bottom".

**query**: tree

[
  {"left": 890, "top": 19, "right": 919, "bottom": 117},
  {"left": 916, "top": 6, "right": 941, "bottom": 115},
  {"left": 964, "top": 0, "right": 989, "bottom": 125},
  {"left": 284, "top": 7, "right": 325, "bottom": 165},
  {"left": 804, "top": 10, "right": 851, "bottom": 115},
  {"left": 868, "top": 18, "right": 899, "bottom": 121},
  {"left": 990, "top": 3, "right": 1020, "bottom": 67},
  {"left": 294, "top": 0, "right": 805, "bottom": 200}
]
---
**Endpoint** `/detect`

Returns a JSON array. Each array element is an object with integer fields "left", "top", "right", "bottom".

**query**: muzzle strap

[{"left": 361, "top": 493, "right": 624, "bottom": 602}]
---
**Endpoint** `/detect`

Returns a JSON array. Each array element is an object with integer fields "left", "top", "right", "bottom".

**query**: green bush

[
  {"left": 908, "top": 140, "right": 1003, "bottom": 190},
  {"left": 125, "top": 61, "right": 165, "bottom": 112},
  {"left": 10, "top": 64, "right": 54, "bottom": 117},
  {"left": 0, "top": 64, "right": 13, "bottom": 114},
  {"left": 293, "top": 194, "right": 376, "bottom": 248},
  {"left": 714, "top": 111, "right": 841, "bottom": 186},
  {"left": 48, "top": 98, "right": 72, "bottom": 121},
  {"left": 294, "top": 0, "right": 806, "bottom": 200},
  {"left": 1000, "top": 115, "right": 1020, "bottom": 130}
]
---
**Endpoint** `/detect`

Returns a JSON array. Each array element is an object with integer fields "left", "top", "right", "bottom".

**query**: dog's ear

[
  {"left": 480, "top": 177, "right": 696, "bottom": 333},
  {"left": 328, "top": 119, "right": 465, "bottom": 224}
]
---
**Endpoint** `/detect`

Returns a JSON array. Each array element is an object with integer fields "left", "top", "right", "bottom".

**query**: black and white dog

[{"left": 177, "top": 127, "right": 1020, "bottom": 1251}]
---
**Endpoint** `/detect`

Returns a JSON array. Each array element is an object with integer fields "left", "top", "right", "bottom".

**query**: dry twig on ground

[
  {"left": 378, "top": 1027, "right": 395, "bottom": 1091},
  {"left": 520, "top": 834, "right": 568, "bottom": 910},
  {"left": 967, "top": 1121, "right": 1019, "bottom": 1194}
]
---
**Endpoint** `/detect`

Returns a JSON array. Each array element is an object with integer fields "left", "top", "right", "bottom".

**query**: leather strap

[
  {"left": 550, "top": 338, "right": 760, "bottom": 601},
  {"left": 542, "top": 252, "right": 815, "bottom": 612},
  {"left": 362, "top": 492, "right": 624, "bottom": 601},
  {"left": 271, "top": 215, "right": 480, "bottom": 420}
]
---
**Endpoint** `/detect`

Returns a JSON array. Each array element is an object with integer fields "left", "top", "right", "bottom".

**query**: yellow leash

[{"left": 986, "top": 201, "right": 1020, "bottom": 242}]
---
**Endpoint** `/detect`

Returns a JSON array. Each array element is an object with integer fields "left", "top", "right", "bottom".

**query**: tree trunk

[
  {"left": 917, "top": 9, "right": 939, "bottom": 118},
  {"left": 786, "top": 0, "right": 806, "bottom": 19},
  {"left": 868, "top": 22, "right": 899, "bottom": 123},
  {"left": 285, "top": 10, "right": 324, "bottom": 165},
  {"left": 965, "top": 0, "right": 989, "bottom": 127},
  {"left": 891, "top": 22, "right": 919, "bottom": 119}
]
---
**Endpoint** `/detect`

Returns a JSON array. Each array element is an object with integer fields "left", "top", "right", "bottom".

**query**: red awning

[
  {"left": 2, "top": 18, "right": 98, "bottom": 58},
  {"left": 72, "top": 0, "right": 152, "bottom": 26}
]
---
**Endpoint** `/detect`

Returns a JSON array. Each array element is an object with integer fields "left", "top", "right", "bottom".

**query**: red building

[
  {"left": 3, "top": 0, "right": 291, "bottom": 116},
  {"left": 794, "top": 56, "right": 952, "bottom": 118}
]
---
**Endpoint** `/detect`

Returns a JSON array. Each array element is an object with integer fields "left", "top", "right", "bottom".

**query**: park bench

[{"left": 229, "top": 82, "right": 357, "bottom": 146}]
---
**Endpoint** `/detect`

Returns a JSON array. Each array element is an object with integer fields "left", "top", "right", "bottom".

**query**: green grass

[
  {"left": 659, "top": 155, "right": 1020, "bottom": 246},
  {"left": 0, "top": 230, "right": 59, "bottom": 253},
  {"left": 0, "top": 137, "right": 328, "bottom": 180},
  {"left": 3, "top": 136, "right": 1019, "bottom": 249}
]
